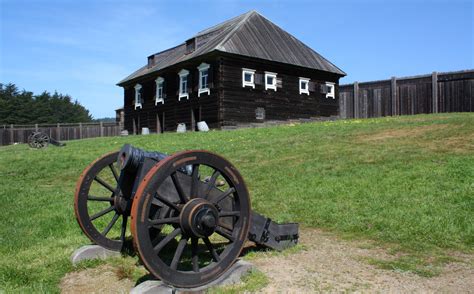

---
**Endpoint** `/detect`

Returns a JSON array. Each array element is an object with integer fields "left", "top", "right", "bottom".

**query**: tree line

[{"left": 0, "top": 83, "right": 92, "bottom": 124}]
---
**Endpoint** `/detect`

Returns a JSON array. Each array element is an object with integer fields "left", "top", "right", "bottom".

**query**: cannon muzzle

[{"left": 118, "top": 144, "right": 168, "bottom": 172}]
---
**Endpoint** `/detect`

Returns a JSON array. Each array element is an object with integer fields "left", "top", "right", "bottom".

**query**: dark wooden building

[{"left": 117, "top": 10, "right": 346, "bottom": 133}]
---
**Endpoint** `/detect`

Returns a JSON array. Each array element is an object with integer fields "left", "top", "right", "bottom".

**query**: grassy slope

[{"left": 0, "top": 113, "right": 473, "bottom": 292}]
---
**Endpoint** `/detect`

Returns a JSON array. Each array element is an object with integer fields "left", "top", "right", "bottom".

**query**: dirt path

[
  {"left": 61, "top": 265, "right": 135, "bottom": 294},
  {"left": 253, "top": 229, "right": 473, "bottom": 293},
  {"left": 60, "top": 229, "right": 473, "bottom": 293}
]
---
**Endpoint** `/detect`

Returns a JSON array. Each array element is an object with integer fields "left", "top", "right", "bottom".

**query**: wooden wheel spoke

[
  {"left": 215, "top": 226, "right": 235, "bottom": 242},
  {"left": 203, "top": 237, "right": 220, "bottom": 262},
  {"left": 87, "top": 195, "right": 114, "bottom": 202},
  {"left": 102, "top": 212, "right": 120, "bottom": 236},
  {"left": 190, "top": 164, "right": 200, "bottom": 199},
  {"left": 90, "top": 206, "right": 115, "bottom": 221},
  {"left": 204, "top": 170, "right": 220, "bottom": 199},
  {"left": 154, "top": 192, "right": 181, "bottom": 212},
  {"left": 154, "top": 228, "right": 181, "bottom": 253},
  {"left": 171, "top": 173, "right": 188, "bottom": 203},
  {"left": 218, "top": 211, "right": 240, "bottom": 218},
  {"left": 213, "top": 187, "right": 235, "bottom": 204},
  {"left": 191, "top": 237, "right": 199, "bottom": 272},
  {"left": 94, "top": 176, "right": 115, "bottom": 193},
  {"left": 148, "top": 217, "right": 179, "bottom": 226},
  {"left": 109, "top": 164, "right": 119, "bottom": 183},
  {"left": 170, "top": 237, "right": 188, "bottom": 270}
]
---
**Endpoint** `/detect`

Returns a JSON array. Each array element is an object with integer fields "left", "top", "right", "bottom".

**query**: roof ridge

[
  {"left": 214, "top": 10, "right": 256, "bottom": 51},
  {"left": 245, "top": 12, "right": 346, "bottom": 75},
  {"left": 194, "top": 10, "right": 254, "bottom": 38}
]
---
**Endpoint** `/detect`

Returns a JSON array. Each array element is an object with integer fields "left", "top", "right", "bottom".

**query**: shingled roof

[{"left": 117, "top": 10, "right": 345, "bottom": 86}]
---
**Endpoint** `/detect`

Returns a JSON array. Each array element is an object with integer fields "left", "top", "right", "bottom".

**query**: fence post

[
  {"left": 432, "top": 71, "right": 438, "bottom": 113},
  {"left": 100, "top": 122, "right": 104, "bottom": 137},
  {"left": 56, "top": 123, "right": 60, "bottom": 140},
  {"left": 391, "top": 77, "right": 397, "bottom": 116},
  {"left": 353, "top": 82, "right": 359, "bottom": 118},
  {"left": 35, "top": 124, "right": 38, "bottom": 132},
  {"left": 339, "top": 92, "right": 346, "bottom": 119},
  {"left": 79, "top": 123, "right": 83, "bottom": 139},
  {"left": 10, "top": 124, "right": 14, "bottom": 144}
]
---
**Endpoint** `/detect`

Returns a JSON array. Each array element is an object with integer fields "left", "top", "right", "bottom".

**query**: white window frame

[
  {"left": 197, "top": 63, "right": 210, "bottom": 97},
  {"left": 178, "top": 69, "right": 189, "bottom": 101},
  {"left": 326, "top": 82, "right": 335, "bottom": 99},
  {"left": 264, "top": 72, "right": 277, "bottom": 91},
  {"left": 299, "top": 77, "right": 310, "bottom": 95},
  {"left": 242, "top": 68, "right": 255, "bottom": 88},
  {"left": 134, "top": 84, "right": 142, "bottom": 109},
  {"left": 155, "top": 77, "right": 164, "bottom": 105}
]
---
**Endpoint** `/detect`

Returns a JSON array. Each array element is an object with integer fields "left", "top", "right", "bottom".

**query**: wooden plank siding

[
  {"left": 122, "top": 52, "right": 342, "bottom": 132},
  {"left": 219, "top": 54, "right": 341, "bottom": 126},
  {"left": 339, "top": 70, "right": 474, "bottom": 119},
  {"left": 123, "top": 55, "right": 221, "bottom": 133}
]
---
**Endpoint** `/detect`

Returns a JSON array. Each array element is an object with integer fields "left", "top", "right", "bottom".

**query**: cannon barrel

[{"left": 118, "top": 144, "right": 168, "bottom": 172}]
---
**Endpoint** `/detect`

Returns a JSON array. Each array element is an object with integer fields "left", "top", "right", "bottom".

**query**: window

[
  {"left": 242, "top": 68, "right": 255, "bottom": 88},
  {"left": 178, "top": 69, "right": 189, "bottom": 101},
  {"left": 326, "top": 82, "right": 335, "bottom": 99},
  {"left": 299, "top": 78, "right": 310, "bottom": 95},
  {"left": 197, "top": 63, "right": 210, "bottom": 97},
  {"left": 155, "top": 77, "right": 164, "bottom": 105},
  {"left": 134, "top": 84, "right": 142, "bottom": 109},
  {"left": 265, "top": 72, "right": 277, "bottom": 91}
]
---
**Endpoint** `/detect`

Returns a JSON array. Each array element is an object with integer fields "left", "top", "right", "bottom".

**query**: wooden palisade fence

[
  {"left": 339, "top": 69, "right": 474, "bottom": 119},
  {"left": 0, "top": 122, "right": 122, "bottom": 146}
]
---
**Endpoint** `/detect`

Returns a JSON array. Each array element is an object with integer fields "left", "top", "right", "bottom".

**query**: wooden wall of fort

[{"left": 339, "top": 70, "right": 474, "bottom": 119}]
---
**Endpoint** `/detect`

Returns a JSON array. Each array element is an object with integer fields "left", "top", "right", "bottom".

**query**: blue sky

[{"left": 1, "top": 0, "right": 472, "bottom": 118}]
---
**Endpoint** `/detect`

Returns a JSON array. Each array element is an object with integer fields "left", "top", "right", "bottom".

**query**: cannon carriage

[
  {"left": 74, "top": 144, "right": 298, "bottom": 288},
  {"left": 28, "top": 131, "right": 66, "bottom": 149}
]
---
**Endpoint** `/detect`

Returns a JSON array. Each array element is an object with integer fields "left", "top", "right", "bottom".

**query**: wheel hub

[
  {"left": 180, "top": 198, "right": 219, "bottom": 238},
  {"left": 114, "top": 194, "right": 131, "bottom": 215}
]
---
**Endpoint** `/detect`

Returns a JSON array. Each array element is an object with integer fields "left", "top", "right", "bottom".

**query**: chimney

[
  {"left": 147, "top": 55, "right": 155, "bottom": 68},
  {"left": 185, "top": 38, "right": 196, "bottom": 54}
]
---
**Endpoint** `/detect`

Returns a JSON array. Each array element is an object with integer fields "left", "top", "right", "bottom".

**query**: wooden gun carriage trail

[{"left": 74, "top": 144, "right": 299, "bottom": 288}]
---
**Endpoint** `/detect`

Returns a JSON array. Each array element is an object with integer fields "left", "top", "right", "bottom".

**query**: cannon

[
  {"left": 74, "top": 144, "right": 298, "bottom": 288},
  {"left": 28, "top": 131, "right": 66, "bottom": 148}
]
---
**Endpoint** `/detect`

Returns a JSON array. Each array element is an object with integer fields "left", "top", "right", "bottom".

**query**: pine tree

[{"left": 0, "top": 83, "right": 93, "bottom": 124}]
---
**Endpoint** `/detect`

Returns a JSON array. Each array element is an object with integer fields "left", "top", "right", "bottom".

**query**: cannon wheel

[
  {"left": 74, "top": 152, "right": 129, "bottom": 251},
  {"left": 28, "top": 132, "right": 49, "bottom": 149},
  {"left": 131, "top": 150, "right": 251, "bottom": 288}
]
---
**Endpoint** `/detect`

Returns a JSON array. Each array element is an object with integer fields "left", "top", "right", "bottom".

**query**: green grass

[
  {"left": 0, "top": 113, "right": 473, "bottom": 292},
  {"left": 208, "top": 269, "right": 269, "bottom": 293}
]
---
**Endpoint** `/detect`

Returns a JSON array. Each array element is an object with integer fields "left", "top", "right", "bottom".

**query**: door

[{"left": 191, "top": 107, "right": 201, "bottom": 131}]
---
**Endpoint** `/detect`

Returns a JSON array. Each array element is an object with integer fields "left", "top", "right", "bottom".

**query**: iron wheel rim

[
  {"left": 131, "top": 150, "right": 251, "bottom": 288},
  {"left": 74, "top": 152, "right": 128, "bottom": 251}
]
